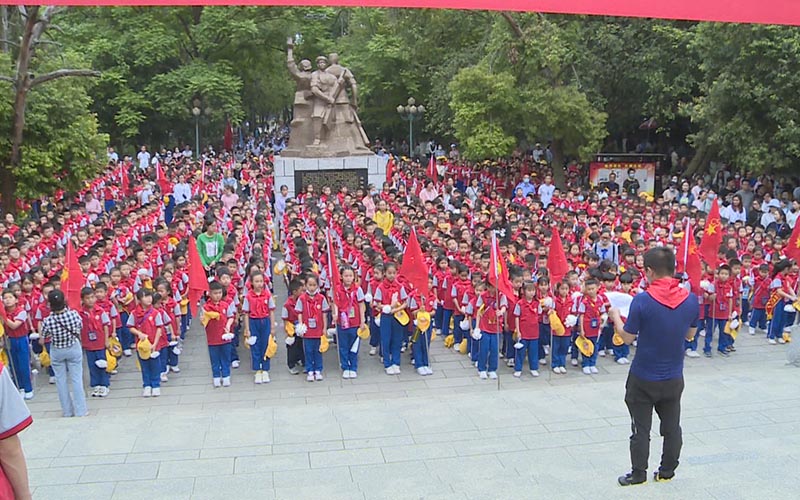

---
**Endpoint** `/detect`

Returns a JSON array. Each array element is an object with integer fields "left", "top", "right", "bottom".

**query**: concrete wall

[{"left": 274, "top": 155, "right": 388, "bottom": 197}]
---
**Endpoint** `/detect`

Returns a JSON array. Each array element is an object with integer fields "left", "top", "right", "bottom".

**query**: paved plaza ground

[{"left": 21, "top": 307, "right": 800, "bottom": 499}]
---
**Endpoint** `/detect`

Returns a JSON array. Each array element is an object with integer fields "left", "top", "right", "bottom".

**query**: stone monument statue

[{"left": 282, "top": 39, "right": 372, "bottom": 158}]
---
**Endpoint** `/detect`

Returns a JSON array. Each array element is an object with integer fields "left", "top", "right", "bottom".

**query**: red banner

[{"left": 28, "top": 1, "right": 800, "bottom": 27}]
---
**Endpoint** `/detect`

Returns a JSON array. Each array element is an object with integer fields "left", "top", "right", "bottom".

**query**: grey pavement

[{"left": 21, "top": 299, "right": 800, "bottom": 499}]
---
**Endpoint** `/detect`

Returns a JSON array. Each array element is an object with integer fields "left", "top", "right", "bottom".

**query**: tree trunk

[
  {"left": 684, "top": 143, "right": 711, "bottom": 178},
  {"left": 551, "top": 138, "right": 566, "bottom": 190}
]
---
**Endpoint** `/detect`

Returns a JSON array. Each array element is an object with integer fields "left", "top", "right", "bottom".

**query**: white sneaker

[
  {"left": 254, "top": 371, "right": 263, "bottom": 384},
  {"left": 152, "top": 388, "right": 161, "bottom": 397},
  {"left": 392, "top": 365, "right": 401, "bottom": 375},
  {"left": 506, "top": 359, "right": 514, "bottom": 367},
  {"left": 232, "top": 360, "right": 240, "bottom": 369},
  {"left": 288, "top": 367, "right": 300, "bottom": 375},
  {"left": 539, "top": 358, "right": 547, "bottom": 365},
  {"left": 530, "top": 370, "right": 539, "bottom": 377},
  {"left": 513, "top": 371, "right": 522, "bottom": 378},
  {"left": 488, "top": 371, "right": 498, "bottom": 380},
  {"left": 617, "top": 358, "right": 628, "bottom": 365},
  {"left": 590, "top": 366, "right": 599, "bottom": 374},
  {"left": 598, "top": 350, "right": 606, "bottom": 357},
  {"left": 560, "top": 366, "right": 568, "bottom": 374},
  {"left": 91, "top": 386, "right": 100, "bottom": 397},
  {"left": 221, "top": 376, "right": 230, "bottom": 387},
  {"left": 571, "top": 359, "right": 579, "bottom": 367},
  {"left": 748, "top": 326, "right": 755, "bottom": 335},
  {"left": 123, "top": 349, "right": 132, "bottom": 357},
  {"left": 99, "top": 387, "right": 110, "bottom": 397},
  {"left": 553, "top": 367, "right": 560, "bottom": 374},
  {"left": 369, "top": 347, "right": 377, "bottom": 356},
  {"left": 142, "top": 387, "right": 152, "bottom": 397},
  {"left": 499, "top": 352, "right": 505, "bottom": 359},
  {"left": 479, "top": 371, "right": 488, "bottom": 380},
  {"left": 400, "top": 345, "right": 406, "bottom": 353},
  {"left": 160, "top": 373, "right": 168, "bottom": 382},
  {"left": 342, "top": 370, "right": 351, "bottom": 379},
  {"left": 48, "top": 376, "right": 55, "bottom": 384},
  {"left": 171, "top": 366, "right": 181, "bottom": 373},
  {"left": 699, "top": 330, "right": 706, "bottom": 337},
  {"left": 417, "top": 367, "right": 427, "bottom": 375},
  {"left": 686, "top": 350, "right": 700, "bottom": 358},
  {"left": 314, "top": 371, "right": 323, "bottom": 381},
  {"left": 583, "top": 367, "right": 591, "bottom": 375},
  {"left": 778, "top": 338, "right": 786, "bottom": 344},
  {"left": 261, "top": 372, "right": 270, "bottom": 383},
  {"left": 213, "top": 377, "right": 221, "bottom": 387},
  {"left": 307, "top": 372, "right": 315, "bottom": 382},
  {"left": 349, "top": 371, "right": 357, "bottom": 379},
  {"left": 385, "top": 367, "right": 394, "bottom": 375},
  {"left": 768, "top": 339, "right": 777, "bottom": 345},
  {"left": 424, "top": 367, "right": 433, "bottom": 375}
]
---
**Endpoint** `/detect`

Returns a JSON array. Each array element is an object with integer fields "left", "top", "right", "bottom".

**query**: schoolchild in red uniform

[
  {"left": 373, "top": 263, "right": 408, "bottom": 375},
  {"left": 282, "top": 279, "right": 305, "bottom": 374},
  {"left": 2, "top": 289, "right": 33, "bottom": 398},
  {"left": 243, "top": 271, "right": 276, "bottom": 384},
  {"left": 474, "top": 281, "right": 508, "bottom": 380},
  {"left": 513, "top": 281, "right": 541, "bottom": 378},
  {"left": 204, "top": 281, "right": 236, "bottom": 388},
  {"left": 296, "top": 275, "right": 330, "bottom": 381},
  {"left": 80, "top": 287, "right": 111, "bottom": 397},
  {"left": 127, "top": 289, "right": 164, "bottom": 397},
  {"left": 577, "top": 278, "right": 606, "bottom": 373}
]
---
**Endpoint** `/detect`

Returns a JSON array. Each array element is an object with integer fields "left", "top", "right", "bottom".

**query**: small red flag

[
  {"left": 427, "top": 155, "right": 438, "bottom": 185},
  {"left": 60, "top": 242, "right": 84, "bottom": 309},
  {"left": 489, "top": 231, "right": 516, "bottom": 300},
  {"left": 677, "top": 221, "right": 703, "bottom": 288},
  {"left": 548, "top": 226, "right": 569, "bottom": 284},
  {"left": 385, "top": 156, "right": 396, "bottom": 185},
  {"left": 155, "top": 161, "right": 172, "bottom": 195},
  {"left": 224, "top": 120, "right": 234, "bottom": 152},
  {"left": 325, "top": 229, "right": 347, "bottom": 309},
  {"left": 786, "top": 219, "right": 800, "bottom": 262},
  {"left": 399, "top": 228, "right": 429, "bottom": 297},
  {"left": 698, "top": 198, "right": 723, "bottom": 269},
  {"left": 187, "top": 235, "right": 209, "bottom": 316}
]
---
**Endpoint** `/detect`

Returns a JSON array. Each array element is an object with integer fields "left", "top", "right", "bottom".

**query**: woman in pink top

[{"left": 220, "top": 185, "right": 239, "bottom": 213}]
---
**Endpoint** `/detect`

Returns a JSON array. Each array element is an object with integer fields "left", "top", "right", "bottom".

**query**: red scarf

[{"left": 646, "top": 278, "right": 689, "bottom": 309}]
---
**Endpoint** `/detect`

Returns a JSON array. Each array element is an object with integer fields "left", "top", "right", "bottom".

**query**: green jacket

[{"left": 196, "top": 232, "right": 225, "bottom": 267}]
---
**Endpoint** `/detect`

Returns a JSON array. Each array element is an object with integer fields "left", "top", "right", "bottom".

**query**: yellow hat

[
  {"left": 108, "top": 336, "right": 123, "bottom": 357},
  {"left": 416, "top": 311, "right": 431, "bottom": 332},
  {"left": 319, "top": 335, "right": 330, "bottom": 353},
  {"left": 444, "top": 334, "right": 455, "bottom": 348},
  {"left": 105, "top": 349, "right": 118, "bottom": 373},
  {"left": 0, "top": 348, "right": 8, "bottom": 367},
  {"left": 793, "top": 300, "right": 800, "bottom": 312},
  {"left": 612, "top": 331, "right": 624, "bottom": 346},
  {"left": 458, "top": 338, "right": 468, "bottom": 355},
  {"left": 430, "top": 330, "right": 438, "bottom": 343},
  {"left": 724, "top": 320, "right": 739, "bottom": 340},
  {"left": 201, "top": 310, "right": 221, "bottom": 327},
  {"left": 575, "top": 336, "right": 594, "bottom": 357},
  {"left": 357, "top": 324, "right": 370, "bottom": 339},
  {"left": 549, "top": 310, "right": 565, "bottom": 336},
  {"left": 285, "top": 322, "right": 296, "bottom": 336},
  {"left": 137, "top": 337, "right": 153, "bottom": 360},
  {"left": 782, "top": 331, "right": 792, "bottom": 343},
  {"left": 39, "top": 347, "right": 51, "bottom": 368},
  {"left": 394, "top": 309, "right": 410, "bottom": 326},
  {"left": 266, "top": 335, "right": 278, "bottom": 358},
  {"left": 273, "top": 260, "right": 287, "bottom": 275},
  {"left": 163, "top": 196, "right": 171, "bottom": 204}
]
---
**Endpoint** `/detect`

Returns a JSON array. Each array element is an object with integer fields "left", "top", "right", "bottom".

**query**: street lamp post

[
  {"left": 397, "top": 97, "right": 425, "bottom": 157},
  {"left": 192, "top": 98, "right": 201, "bottom": 161}
]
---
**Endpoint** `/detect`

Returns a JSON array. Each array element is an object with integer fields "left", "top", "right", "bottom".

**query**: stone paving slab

[{"left": 18, "top": 284, "right": 800, "bottom": 499}]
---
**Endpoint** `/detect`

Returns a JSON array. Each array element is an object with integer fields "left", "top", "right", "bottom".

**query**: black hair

[
  {"left": 642, "top": 247, "right": 675, "bottom": 278},
  {"left": 80, "top": 287, "right": 95, "bottom": 298}
]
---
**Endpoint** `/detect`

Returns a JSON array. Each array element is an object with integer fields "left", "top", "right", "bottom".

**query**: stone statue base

[{"left": 274, "top": 155, "right": 388, "bottom": 197}]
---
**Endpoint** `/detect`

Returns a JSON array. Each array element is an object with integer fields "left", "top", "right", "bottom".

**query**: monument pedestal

[{"left": 274, "top": 155, "right": 388, "bottom": 198}]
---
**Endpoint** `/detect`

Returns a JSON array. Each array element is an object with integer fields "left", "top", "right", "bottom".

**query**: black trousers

[
  {"left": 287, "top": 337, "right": 305, "bottom": 368},
  {"left": 624, "top": 373, "right": 684, "bottom": 476}
]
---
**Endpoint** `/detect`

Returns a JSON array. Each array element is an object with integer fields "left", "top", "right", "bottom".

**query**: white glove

[
  {"left": 95, "top": 359, "right": 108, "bottom": 369},
  {"left": 295, "top": 323, "right": 307, "bottom": 337},
  {"left": 364, "top": 292, "right": 373, "bottom": 304},
  {"left": 382, "top": 305, "right": 392, "bottom": 314},
  {"left": 285, "top": 336, "right": 296, "bottom": 346},
  {"left": 326, "top": 328, "right": 336, "bottom": 337},
  {"left": 374, "top": 316, "right": 381, "bottom": 327},
  {"left": 729, "top": 319, "right": 740, "bottom": 330},
  {"left": 699, "top": 279, "right": 710, "bottom": 291},
  {"left": 747, "top": 276, "right": 755, "bottom": 286},
  {"left": 571, "top": 291, "right": 582, "bottom": 300},
  {"left": 730, "top": 311, "right": 739, "bottom": 320},
  {"left": 221, "top": 333, "right": 235, "bottom": 342},
  {"left": 29, "top": 332, "right": 40, "bottom": 341},
  {"left": 246, "top": 336, "right": 258, "bottom": 346},
  {"left": 459, "top": 318, "right": 470, "bottom": 330},
  {"left": 471, "top": 328, "right": 482, "bottom": 341},
  {"left": 150, "top": 350, "right": 160, "bottom": 359},
  {"left": 565, "top": 314, "right": 578, "bottom": 328},
  {"left": 172, "top": 346, "right": 182, "bottom": 356},
  {"left": 169, "top": 340, "right": 178, "bottom": 346},
  {"left": 413, "top": 320, "right": 418, "bottom": 326},
  {"left": 514, "top": 341, "right": 524, "bottom": 350},
  {"left": 600, "top": 313, "right": 609, "bottom": 324},
  {"left": 784, "top": 304, "right": 795, "bottom": 313},
  {"left": 542, "top": 297, "right": 555, "bottom": 309}
]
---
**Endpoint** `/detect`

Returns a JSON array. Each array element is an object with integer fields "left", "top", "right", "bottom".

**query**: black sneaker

[
  {"left": 704, "top": 352, "right": 712, "bottom": 358},
  {"left": 719, "top": 350, "right": 730, "bottom": 357},
  {"left": 618, "top": 472, "right": 646, "bottom": 486},
  {"left": 653, "top": 471, "right": 674, "bottom": 482}
]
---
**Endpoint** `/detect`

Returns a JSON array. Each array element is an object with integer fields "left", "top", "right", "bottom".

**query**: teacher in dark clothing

[{"left": 609, "top": 247, "right": 699, "bottom": 486}]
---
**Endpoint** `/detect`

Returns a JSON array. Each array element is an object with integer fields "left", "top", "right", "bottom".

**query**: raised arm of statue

[{"left": 287, "top": 38, "right": 301, "bottom": 79}]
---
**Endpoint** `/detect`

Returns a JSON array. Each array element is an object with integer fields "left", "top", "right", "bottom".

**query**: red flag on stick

[
  {"left": 61, "top": 242, "right": 84, "bottom": 309},
  {"left": 786, "top": 219, "right": 800, "bottom": 262},
  {"left": 385, "top": 156, "right": 396, "bottom": 185},
  {"left": 187, "top": 235, "right": 209, "bottom": 316},
  {"left": 325, "top": 229, "right": 347, "bottom": 309},
  {"left": 677, "top": 222, "right": 703, "bottom": 287},
  {"left": 489, "top": 231, "right": 516, "bottom": 300},
  {"left": 427, "top": 155, "right": 438, "bottom": 185},
  {"left": 224, "top": 120, "right": 234, "bottom": 152},
  {"left": 698, "top": 198, "right": 723, "bottom": 269},
  {"left": 548, "top": 226, "right": 569, "bottom": 284},
  {"left": 155, "top": 160, "right": 172, "bottom": 195},
  {"left": 399, "top": 228, "right": 429, "bottom": 297}
]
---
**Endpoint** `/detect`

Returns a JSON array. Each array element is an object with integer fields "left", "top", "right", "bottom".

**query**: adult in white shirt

[
  {"left": 720, "top": 195, "right": 747, "bottom": 224},
  {"left": 538, "top": 174, "right": 556, "bottom": 208},
  {"left": 761, "top": 192, "right": 781, "bottom": 212},
  {"left": 786, "top": 199, "right": 800, "bottom": 229},
  {"left": 137, "top": 146, "right": 151, "bottom": 171},
  {"left": 107, "top": 147, "right": 119, "bottom": 164},
  {"left": 419, "top": 181, "right": 439, "bottom": 203},
  {"left": 172, "top": 175, "right": 193, "bottom": 204}
]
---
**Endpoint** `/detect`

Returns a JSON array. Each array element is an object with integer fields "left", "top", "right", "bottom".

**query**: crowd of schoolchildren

[{"left": 1, "top": 147, "right": 799, "bottom": 407}]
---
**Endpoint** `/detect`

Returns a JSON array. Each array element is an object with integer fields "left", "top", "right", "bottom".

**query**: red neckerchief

[{"left": 646, "top": 277, "right": 689, "bottom": 309}]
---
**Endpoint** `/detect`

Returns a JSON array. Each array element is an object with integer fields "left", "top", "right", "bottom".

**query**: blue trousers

[
  {"left": 768, "top": 301, "right": 786, "bottom": 339},
  {"left": 597, "top": 324, "right": 613, "bottom": 352},
  {"left": 749, "top": 308, "right": 767, "bottom": 330},
  {"left": 435, "top": 305, "right": 444, "bottom": 331},
  {"left": 7, "top": 336, "right": 32, "bottom": 392},
  {"left": 741, "top": 298, "right": 750, "bottom": 323},
  {"left": 441, "top": 308, "right": 454, "bottom": 340},
  {"left": 514, "top": 339, "right": 539, "bottom": 371},
  {"left": 469, "top": 319, "right": 480, "bottom": 362},
  {"left": 380, "top": 316, "right": 404, "bottom": 368},
  {"left": 368, "top": 309, "right": 381, "bottom": 348},
  {"left": 704, "top": 318, "right": 727, "bottom": 353},
  {"left": 303, "top": 338, "right": 323, "bottom": 373},
  {"left": 119, "top": 312, "right": 133, "bottom": 349},
  {"left": 453, "top": 314, "right": 466, "bottom": 344},
  {"left": 537, "top": 323, "right": 552, "bottom": 360},
  {"left": 785, "top": 310, "right": 797, "bottom": 331},
  {"left": 139, "top": 354, "right": 161, "bottom": 388},
  {"left": 249, "top": 317, "right": 271, "bottom": 371},
  {"left": 168, "top": 341, "right": 180, "bottom": 368},
  {"left": 208, "top": 343, "right": 232, "bottom": 378},
  {"left": 477, "top": 332, "right": 499, "bottom": 372},
  {"left": 613, "top": 343, "right": 630, "bottom": 360},
  {"left": 570, "top": 329, "right": 580, "bottom": 360},
  {"left": 337, "top": 326, "right": 359, "bottom": 372},
  {"left": 551, "top": 336, "right": 570, "bottom": 368},
  {"left": 581, "top": 337, "right": 598, "bottom": 368},
  {"left": 182, "top": 309, "right": 192, "bottom": 338},
  {"left": 158, "top": 347, "right": 169, "bottom": 374},
  {"left": 412, "top": 328, "right": 432, "bottom": 368},
  {"left": 85, "top": 349, "right": 110, "bottom": 387},
  {"left": 502, "top": 331, "right": 514, "bottom": 359},
  {"left": 231, "top": 323, "right": 241, "bottom": 362}
]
